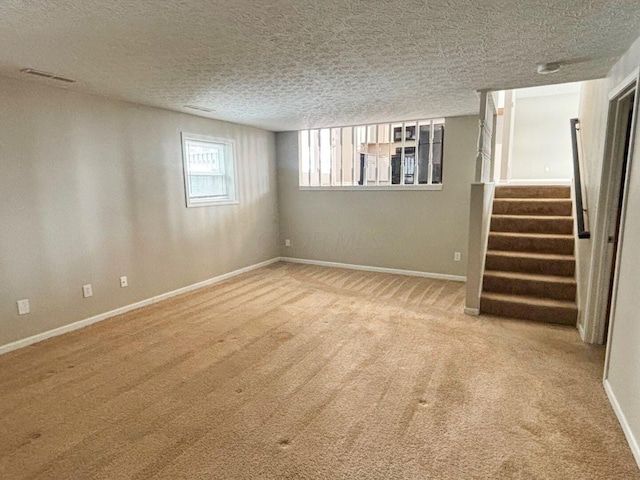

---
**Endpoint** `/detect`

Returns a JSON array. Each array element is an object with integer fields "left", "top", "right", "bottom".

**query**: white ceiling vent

[
  {"left": 20, "top": 68, "right": 76, "bottom": 83},
  {"left": 184, "top": 105, "right": 215, "bottom": 113}
]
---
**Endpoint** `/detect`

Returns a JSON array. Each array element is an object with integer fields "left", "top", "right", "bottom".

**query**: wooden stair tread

[
  {"left": 494, "top": 198, "right": 572, "bottom": 203},
  {"left": 481, "top": 292, "right": 577, "bottom": 309},
  {"left": 491, "top": 214, "right": 573, "bottom": 221},
  {"left": 489, "top": 232, "right": 574, "bottom": 240},
  {"left": 483, "top": 270, "right": 576, "bottom": 284},
  {"left": 494, "top": 186, "right": 571, "bottom": 199},
  {"left": 486, "top": 250, "right": 575, "bottom": 261}
]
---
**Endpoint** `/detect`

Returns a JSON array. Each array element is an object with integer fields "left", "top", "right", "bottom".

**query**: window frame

[
  {"left": 298, "top": 118, "right": 445, "bottom": 191},
  {"left": 181, "top": 132, "right": 239, "bottom": 208}
]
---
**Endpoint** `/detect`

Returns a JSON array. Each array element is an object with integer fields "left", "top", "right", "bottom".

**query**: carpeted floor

[{"left": 0, "top": 262, "right": 638, "bottom": 479}]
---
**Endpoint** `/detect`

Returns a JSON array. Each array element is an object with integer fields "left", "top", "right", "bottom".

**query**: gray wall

[
  {"left": 0, "top": 77, "right": 279, "bottom": 346},
  {"left": 276, "top": 115, "right": 478, "bottom": 277},
  {"left": 577, "top": 35, "right": 640, "bottom": 466}
]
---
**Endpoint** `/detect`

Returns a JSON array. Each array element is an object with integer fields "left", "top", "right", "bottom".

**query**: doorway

[{"left": 603, "top": 91, "right": 635, "bottom": 340}]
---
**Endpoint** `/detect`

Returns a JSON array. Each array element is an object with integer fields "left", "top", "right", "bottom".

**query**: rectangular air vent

[
  {"left": 184, "top": 105, "right": 215, "bottom": 113},
  {"left": 20, "top": 68, "right": 76, "bottom": 83}
]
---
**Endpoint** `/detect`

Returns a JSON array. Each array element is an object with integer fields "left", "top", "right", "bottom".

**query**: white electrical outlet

[
  {"left": 82, "top": 284, "right": 93, "bottom": 298},
  {"left": 120, "top": 276, "right": 128, "bottom": 288},
  {"left": 454, "top": 252, "right": 461, "bottom": 262},
  {"left": 17, "top": 299, "right": 30, "bottom": 315},
  {"left": 285, "top": 239, "right": 291, "bottom": 247}
]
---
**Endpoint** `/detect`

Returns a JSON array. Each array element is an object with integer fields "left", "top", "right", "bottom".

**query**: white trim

[
  {"left": 0, "top": 258, "right": 280, "bottom": 356},
  {"left": 280, "top": 257, "right": 466, "bottom": 282},
  {"left": 604, "top": 73, "right": 639, "bottom": 372},
  {"left": 583, "top": 69, "right": 639, "bottom": 347},
  {"left": 498, "top": 179, "right": 572, "bottom": 185},
  {"left": 464, "top": 307, "right": 480, "bottom": 316},
  {"left": 577, "top": 320, "right": 586, "bottom": 342},
  {"left": 186, "top": 199, "right": 239, "bottom": 207},
  {"left": 181, "top": 132, "right": 239, "bottom": 208},
  {"left": 299, "top": 184, "right": 443, "bottom": 191},
  {"left": 604, "top": 379, "right": 640, "bottom": 469}
]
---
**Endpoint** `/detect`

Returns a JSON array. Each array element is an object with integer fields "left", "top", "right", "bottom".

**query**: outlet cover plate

[{"left": 17, "top": 299, "right": 30, "bottom": 315}]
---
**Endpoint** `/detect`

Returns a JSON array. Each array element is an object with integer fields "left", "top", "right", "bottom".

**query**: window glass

[
  {"left": 342, "top": 126, "right": 354, "bottom": 185},
  {"left": 331, "top": 128, "right": 342, "bottom": 185},
  {"left": 377, "top": 124, "right": 391, "bottom": 185},
  {"left": 320, "top": 128, "right": 331, "bottom": 186},
  {"left": 309, "top": 129, "right": 320, "bottom": 187},
  {"left": 300, "top": 130, "right": 310, "bottom": 186},
  {"left": 354, "top": 126, "right": 367, "bottom": 186},
  {"left": 432, "top": 123, "right": 445, "bottom": 184}
]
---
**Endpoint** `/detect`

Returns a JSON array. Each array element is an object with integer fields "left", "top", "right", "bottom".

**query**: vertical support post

[{"left": 476, "top": 91, "right": 488, "bottom": 183}]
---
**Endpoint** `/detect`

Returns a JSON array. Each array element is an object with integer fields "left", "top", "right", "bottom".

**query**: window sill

[
  {"left": 299, "top": 184, "right": 443, "bottom": 191},
  {"left": 186, "top": 199, "right": 239, "bottom": 207}
]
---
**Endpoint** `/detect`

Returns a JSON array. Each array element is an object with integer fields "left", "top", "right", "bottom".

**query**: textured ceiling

[{"left": 0, "top": 1, "right": 639, "bottom": 131}]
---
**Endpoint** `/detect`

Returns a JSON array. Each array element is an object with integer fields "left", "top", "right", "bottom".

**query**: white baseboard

[
  {"left": 604, "top": 379, "right": 640, "bottom": 469},
  {"left": 0, "top": 257, "right": 280, "bottom": 356},
  {"left": 464, "top": 307, "right": 480, "bottom": 316},
  {"left": 1, "top": 256, "right": 464, "bottom": 356},
  {"left": 280, "top": 257, "right": 466, "bottom": 282}
]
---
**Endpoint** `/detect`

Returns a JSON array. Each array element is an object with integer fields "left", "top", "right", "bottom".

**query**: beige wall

[
  {"left": 0, "top": 77, "right": 279, "bottom": 347},
  {"left": 276, "top": 115, "right": 478, "bottom": 277},
  {"left": 577, "top": 35, "right": 640, "bottom": 466},
  {"left": 575, "top": 78, "right": 608, "bottom": 325}
]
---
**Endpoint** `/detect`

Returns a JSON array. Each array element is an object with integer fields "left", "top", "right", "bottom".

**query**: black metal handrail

[{"left": 570, "top": 118, "right": 590, "bottom": 239}]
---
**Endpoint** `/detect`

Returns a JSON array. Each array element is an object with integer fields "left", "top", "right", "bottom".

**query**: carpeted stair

[{"left": 480, "top": 185, "right": 578, "bottom": 325}]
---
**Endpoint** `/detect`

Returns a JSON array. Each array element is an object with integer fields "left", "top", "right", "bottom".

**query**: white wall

[
  {"left": 0, "top": 77, "right": 279, "bottom": 347},
  {"left": 603, "top": 35, "right": 640, "bottom": 468},
  {"left": 578, "top": 35, "right": 640, "bottom": 467},
  {"left": 276, "top": 116, "right": 478, "bottom": 278},
  {"left": 575, "top": 79, "right": 608, "bottom": 328},
  {"left": 509, "top": 86, "right": 580, "bottom": 180}
]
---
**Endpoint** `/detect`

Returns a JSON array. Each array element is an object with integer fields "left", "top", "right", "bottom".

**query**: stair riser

[
  {"left": 494, "top": 186, "right": 571, "bottom": 199},
  {"left": 485, "top": 255, "right": 575, "bottom": 277},
  {"left": 493, "top": 200, "right": 572, "bottom": 216},
  {"left": 483, "top": 276, "right": 577, "bottom": 301},
  {"left": 490, "top": 217, "right": 573, "bottom": 235},
  {"left": 488, "top": 235, "right": 574, "bottom": 255},
  {"left": 480, "top": 297, "right": 577, "bottom": 326}
]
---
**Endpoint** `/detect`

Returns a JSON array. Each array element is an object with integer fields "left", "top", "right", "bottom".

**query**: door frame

[{"left": 582, "top": 69, "right": 639, "bottom": 348}]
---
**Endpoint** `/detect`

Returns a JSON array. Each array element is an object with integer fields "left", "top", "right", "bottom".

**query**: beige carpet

[{"left": 0, "top": 262, "right": 637, "bottom": 479}]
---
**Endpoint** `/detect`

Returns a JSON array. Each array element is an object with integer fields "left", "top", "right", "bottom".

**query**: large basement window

[
  {"left": 181, "top": 133, "right": 238, "bottom": 207},
  {"left": 299, "top": 119, "right": 444, "bottom": 189}
]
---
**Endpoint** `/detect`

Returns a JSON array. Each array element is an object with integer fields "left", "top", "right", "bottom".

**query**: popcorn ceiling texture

[{"left": 0, "top": 0, "right": 639, "bottom": 131}]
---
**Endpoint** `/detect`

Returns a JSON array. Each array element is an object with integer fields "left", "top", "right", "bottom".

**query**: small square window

[{"left": 181, "top": 133, "right": 238, "bottom": 207}]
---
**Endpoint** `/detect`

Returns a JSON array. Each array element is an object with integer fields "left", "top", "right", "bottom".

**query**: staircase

[{"left": 480, "top": 185, "right": 578, "bottom": 325}]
